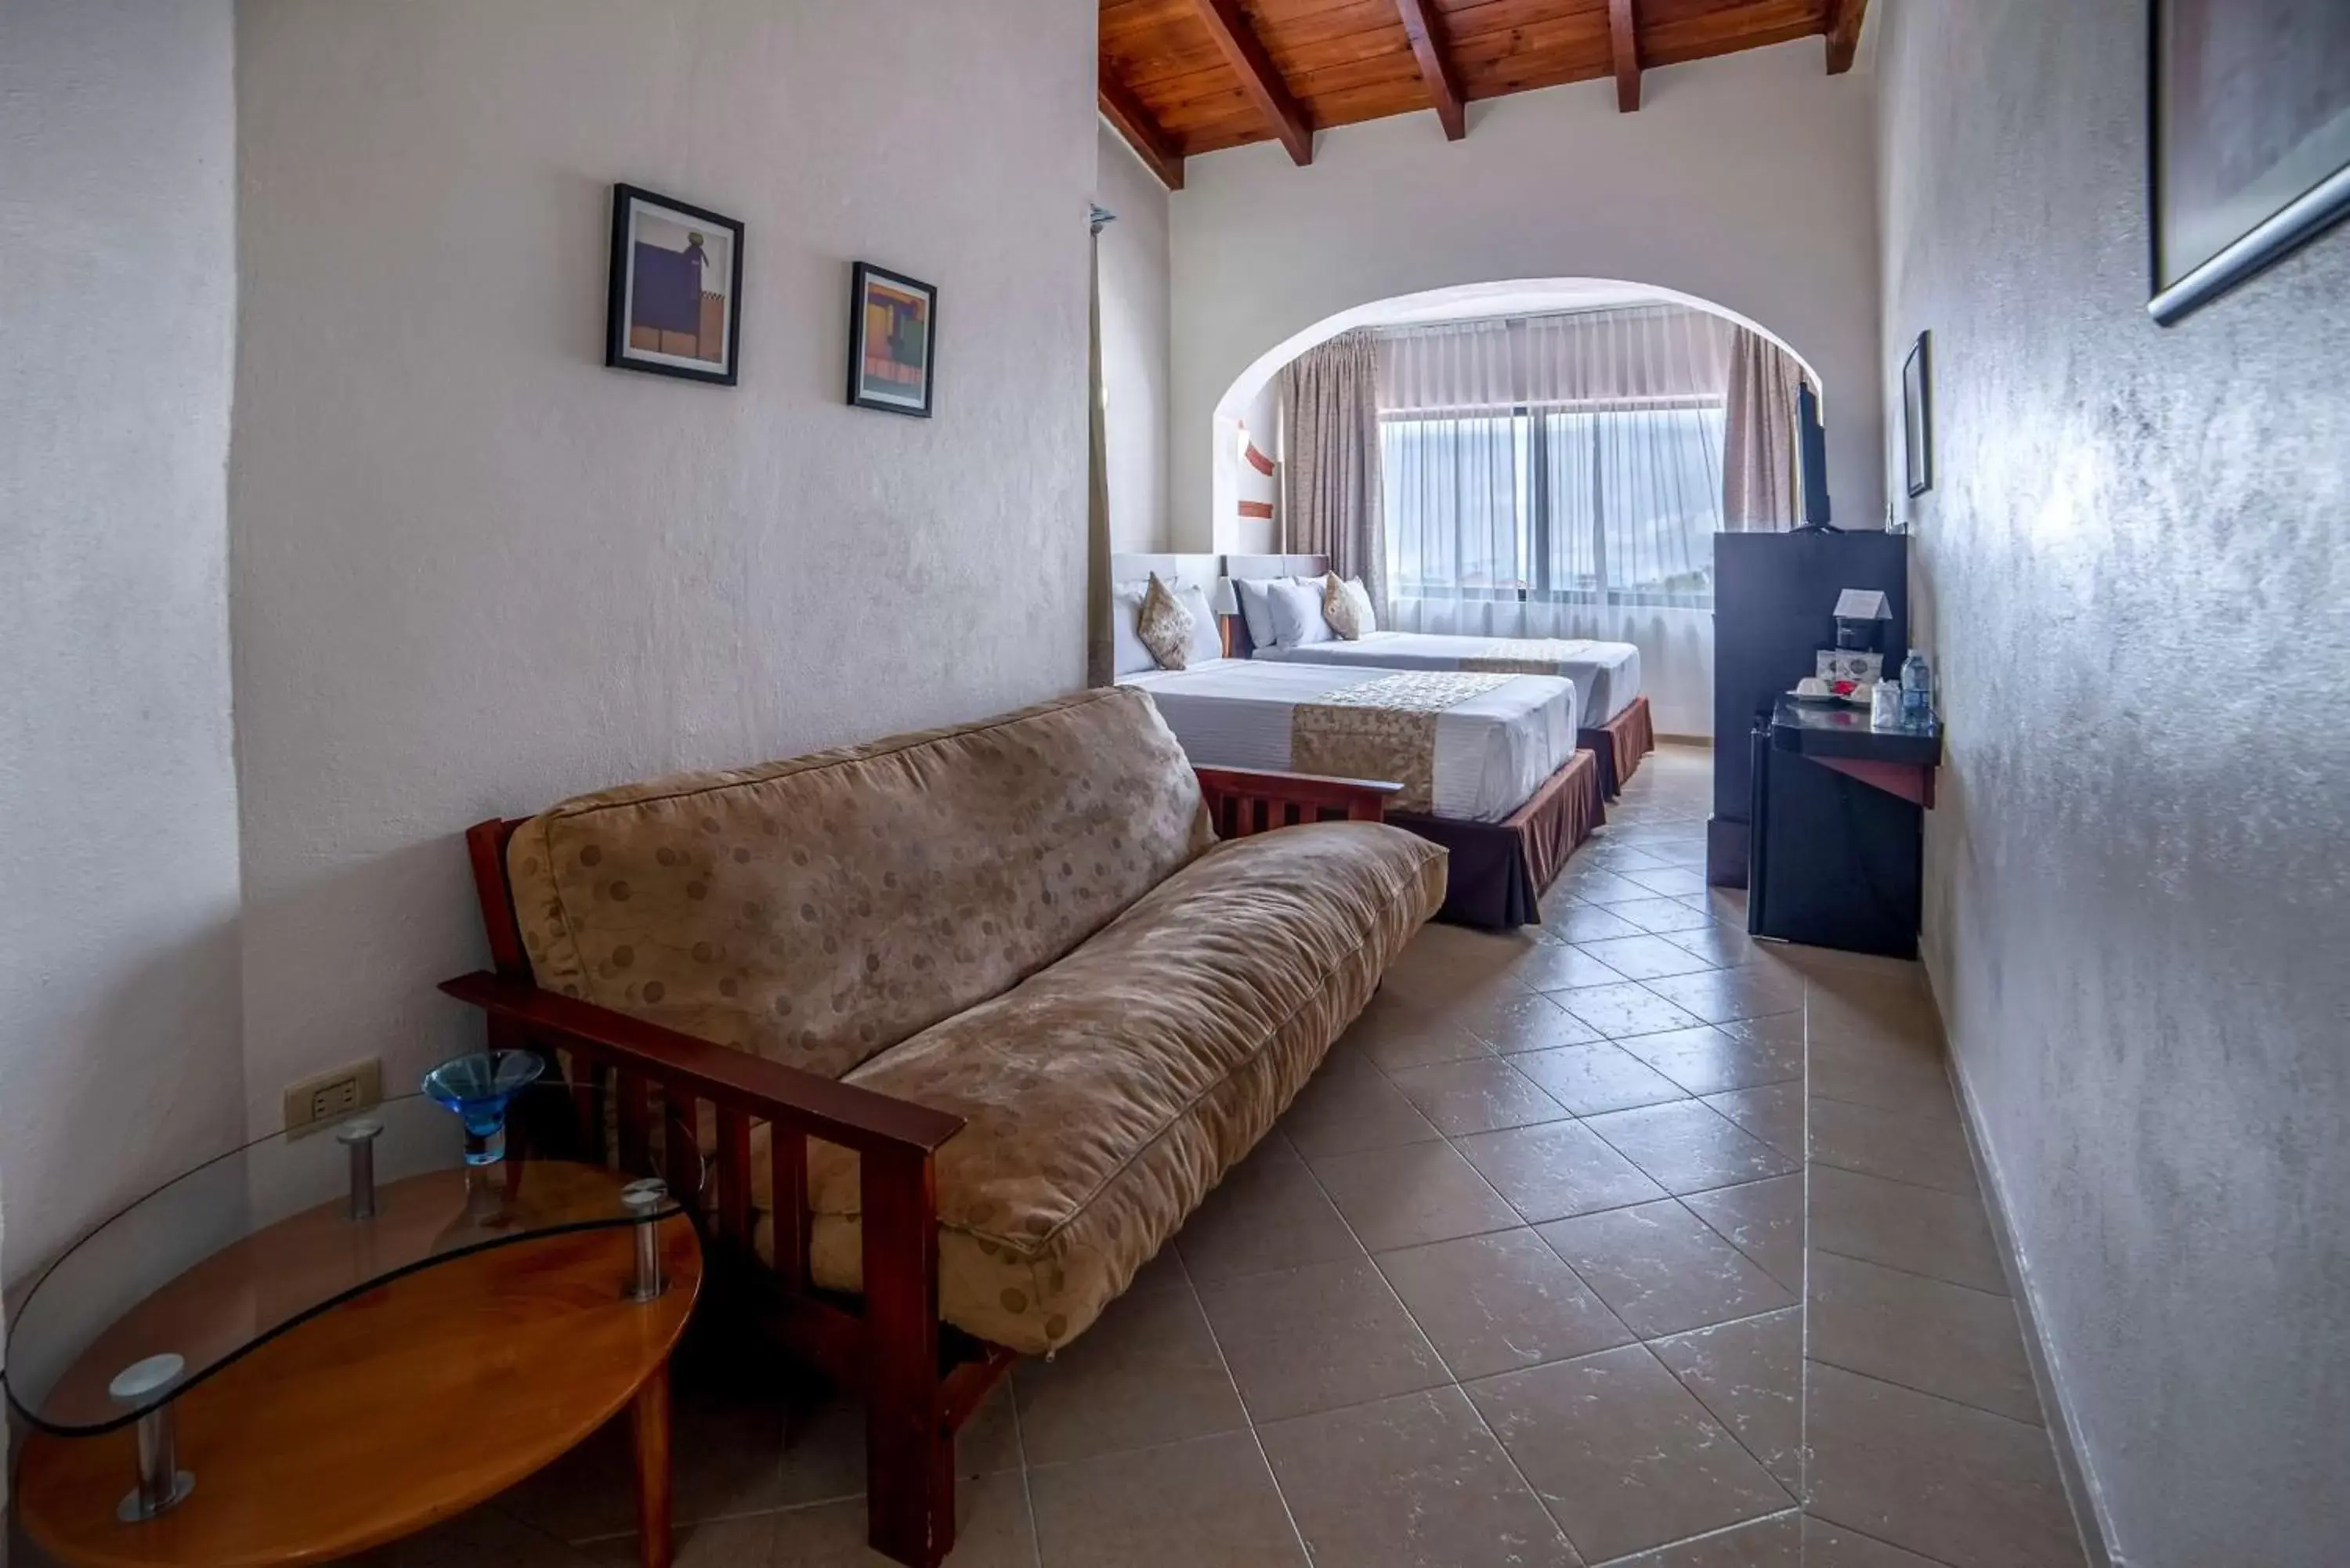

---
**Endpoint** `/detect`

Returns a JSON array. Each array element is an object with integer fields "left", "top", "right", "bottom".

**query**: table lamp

[{"left": 1210, "top": 577, "right": 1240, "bottom": 657}]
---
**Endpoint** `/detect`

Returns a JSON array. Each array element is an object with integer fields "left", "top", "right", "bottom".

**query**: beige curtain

[
  {"left": 1085, "top": 210, "right": 1114, "bottom": 686},
  {"left": 1277, "top": 329, "right": 1386, "bottom": 615},
  {"left": 1722, "top": 328, "right": 1807, "bottom": 530}
]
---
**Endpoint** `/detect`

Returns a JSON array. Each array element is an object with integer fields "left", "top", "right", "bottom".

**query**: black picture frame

[
  {"left": 2148, "top": 0, "right": 2350, "bottom": 325},
  {"left": 846, "top": 262, "right": 938, "bottom": 418},
  {"left": 605, "top": 182, "right": 744, "bottom": 386},
  {"left": 1901, "top": 331, "right": 1933, "bottom": 500}
]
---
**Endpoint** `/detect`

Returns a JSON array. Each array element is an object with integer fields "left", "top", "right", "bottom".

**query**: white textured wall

[
  {"left": 1097, "top": 124, "right": 1173, "bottom": 551},
  {"left": 0, "top": 0, "right": 248, "bottom": 1292},
  {"left": 1878, "top": 4, "right": 2350, "bottom": 1565},
  {"left": 231, "top": 0, "right": 1097, "bottom": 1130},
  {"left": 1170, "top": 40, "right": 1884, "bottom": 550}
]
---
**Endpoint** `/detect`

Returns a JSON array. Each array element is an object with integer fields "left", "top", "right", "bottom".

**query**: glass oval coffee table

[{"left": 6, "top": 1088, "right": 702, "bottom": 1568}]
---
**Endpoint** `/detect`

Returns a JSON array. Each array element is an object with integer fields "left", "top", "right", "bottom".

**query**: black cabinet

[
  {"left": 1708, "top": 531, "right": 1910, "bottom": 887},
  {"left": 1746, "top": 699, "right": 1940, "bottom": 959}
]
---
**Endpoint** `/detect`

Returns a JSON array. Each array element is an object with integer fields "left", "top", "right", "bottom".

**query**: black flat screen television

[{"left": 1797, "top": 381, "right": 1833, "bottom": 527}]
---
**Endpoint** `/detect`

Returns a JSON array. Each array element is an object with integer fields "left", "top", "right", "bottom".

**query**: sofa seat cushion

[
  {"left": 759, "top": 821, "right": 1446, "bottom": 1355},
  {"left": 503, "top": 688, "right": 1211, "bottom": 1082}
]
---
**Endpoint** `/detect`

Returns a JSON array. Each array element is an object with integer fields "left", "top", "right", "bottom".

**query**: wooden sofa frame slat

[
  {"left": 1195, "top": 765, "right": 1397, "bottom": 822},
  {"left": 716, "top": 1107, "right": 754, "bottom": 1246},
  {"left": 771, "top": 1126, "right": 812, "bottom": 1294},
  {"left": 440, "top": 764, "right": 1397, "bottom": 1566}
]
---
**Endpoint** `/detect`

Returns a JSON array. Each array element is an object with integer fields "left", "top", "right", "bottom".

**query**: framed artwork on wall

[
  {"left": 847, "top": 262, "right": 937, "bottom": 417},
  {"left": 1901, "top": 331, "right": 1933, "bottom": 500},
  {"left": 605, "top": 183, "right": 744, "bottom": 385},
  {"left": 2149, "top": 0, "right": 2350, "bottom": 324}
]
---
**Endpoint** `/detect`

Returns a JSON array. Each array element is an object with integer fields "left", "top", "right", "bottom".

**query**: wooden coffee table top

[{"left": 16, "top": 1212, "right": 700, "bottom": 1568}]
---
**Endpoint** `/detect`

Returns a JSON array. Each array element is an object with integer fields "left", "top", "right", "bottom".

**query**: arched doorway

[
  {"left": 1206, "top": 279, "right": 1825, "bottom": 737},
  {"left": 1207, "top": 278, "right": 1823, "bottom": 556}
]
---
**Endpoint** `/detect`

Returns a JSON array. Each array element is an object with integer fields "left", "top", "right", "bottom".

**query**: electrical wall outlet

[{"left": 283, "top": 1059, "right": 383, "bottom": 1136}]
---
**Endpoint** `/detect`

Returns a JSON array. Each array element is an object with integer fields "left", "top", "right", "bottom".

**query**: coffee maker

[{"left": 1819, "top": 588, "right": 1893, "bottom": 695}]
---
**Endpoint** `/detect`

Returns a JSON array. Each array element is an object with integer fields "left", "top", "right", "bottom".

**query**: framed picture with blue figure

[
  {"left": 847, "top": 262, "right": 937, "bottom": 417},
  {"left": 606, "top": 183, "right": 743, "bottom": 385}
]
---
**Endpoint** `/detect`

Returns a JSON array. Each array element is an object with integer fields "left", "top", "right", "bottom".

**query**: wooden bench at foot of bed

[
  {"left": 1578, "top": 694, "right": 1656, "bottom": 798},
  {"left": 1389, "top": 747, "right": 1605, "bottom": 929}
]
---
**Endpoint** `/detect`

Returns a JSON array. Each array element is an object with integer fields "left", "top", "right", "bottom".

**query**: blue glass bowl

[{"left": 421, "top": 1050, "right": 546, "bottom": 1165}]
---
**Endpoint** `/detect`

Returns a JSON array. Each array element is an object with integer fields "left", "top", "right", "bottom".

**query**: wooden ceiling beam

[
  {"left": 1188, "top": 0, "right": 1314, "bottom": 165},
  {"left": 1098, "top": 70, "right": 1186, "bottom": 191},
  {"left": 1392, "top": 0, "right": 1466, "bottom": 141},
  {"left": 1825, "top": 0, "right": 1867, "bottom": 74},
  {"left": 1607, "top": 0, "right": 1641, "bottom": 112},
  {"left": 1102, "top": 0, "right": 1857, "bottom": 161}
]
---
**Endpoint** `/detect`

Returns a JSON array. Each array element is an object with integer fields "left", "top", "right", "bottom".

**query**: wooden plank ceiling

[{"left": 1100, "top": 0, "right": 1866, "bottom": 188}]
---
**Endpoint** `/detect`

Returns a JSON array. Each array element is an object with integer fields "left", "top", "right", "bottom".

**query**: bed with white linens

[
  {"left": 1117, "top": 658, "right": 1575, "bottom": 826},
  {"left": 1224, "top": 554, "right": 1658, "bottom": 795},
  {"left": 1107, "top": 553, "right": 1606, "bottom": 927},
  {"left": 1252, "top": 631, "right": 1643, "bottom": 727}
]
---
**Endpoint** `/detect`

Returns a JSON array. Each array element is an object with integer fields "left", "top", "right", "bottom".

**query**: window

[
  {"left": 1381, "top": 400, "right": 1724, "bottom": 609},
  {"left": 1379, "top": 411, "right": 1531, "bottom": 593},
  {"left": 1375, "top": 307, "right": 1733, "bottom": 614},
  {"left": 1542, "top": 403, "right": 1725, "bottom": 606}
]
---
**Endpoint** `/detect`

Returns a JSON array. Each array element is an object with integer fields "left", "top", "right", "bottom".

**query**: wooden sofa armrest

[
  {"left": 439, "top": 970, "right": 964, "bottom": 1156},
  {"left": 1193, "top": 764, "right": 1402, "bottom": 832}
]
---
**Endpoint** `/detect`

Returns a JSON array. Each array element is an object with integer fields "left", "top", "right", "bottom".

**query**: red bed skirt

[
  {"left": 1388, "top": 748, "right": 1607, "bottom": 930},
  {"left": 1578, "top": 694, "right": 1656, "bottom": 798}
]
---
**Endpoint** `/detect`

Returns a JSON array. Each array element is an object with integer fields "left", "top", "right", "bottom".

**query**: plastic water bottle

[{"left": 1899, "top": 652, "right": 1932, "bottom": 727}]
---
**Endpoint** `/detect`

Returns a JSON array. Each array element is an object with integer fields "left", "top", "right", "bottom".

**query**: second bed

[{"left": 1226, "top": 555, "right": 1658, "bottom": 796}]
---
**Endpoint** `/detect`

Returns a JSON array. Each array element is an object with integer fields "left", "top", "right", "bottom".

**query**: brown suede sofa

[{"left": 443, "top": 687, "right": 1444, "bottom": 1566}]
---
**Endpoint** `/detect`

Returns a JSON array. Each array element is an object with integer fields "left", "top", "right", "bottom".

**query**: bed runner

[
  {"left": 1291, "top": 669, "right": 1517, "bottom": 814},
  {"left": 1455, "top": 637, "right": 1597, "bottom": 677}
]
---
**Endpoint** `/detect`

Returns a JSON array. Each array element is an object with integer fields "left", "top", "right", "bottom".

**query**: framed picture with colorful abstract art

[
  {"left": 847, "top": 262, "right": 936, "bottom": 417},
  {"left": 605, "top": 183, "right": 743, "bottom": 385}
]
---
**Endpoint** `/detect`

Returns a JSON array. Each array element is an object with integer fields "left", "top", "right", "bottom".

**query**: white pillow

[
  {"left": 1267, "top": 580, "right": 1336, "bottom": 649},
  {"left": 1111, "top": 587, "right": 1157, "bottom": 676},
  {"left": 1233, "top": 577, "right": 1282, "bottom": 652},
  {"left": 1175, "top": 584, "right": 1223, "bottom": 664}
]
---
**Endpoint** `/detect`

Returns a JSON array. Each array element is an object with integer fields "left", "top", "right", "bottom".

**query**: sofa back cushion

[{"left": 504, "top": 688, "right": 1213, "bottom": 1080}]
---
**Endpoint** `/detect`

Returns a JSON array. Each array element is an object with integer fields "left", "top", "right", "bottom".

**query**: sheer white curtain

[
  {"left": 1377, "top": 320, "right": 1520, "bottom": 603},
  {"left": 1377, "top": 305, "right": 1737, "bottom": 734}
]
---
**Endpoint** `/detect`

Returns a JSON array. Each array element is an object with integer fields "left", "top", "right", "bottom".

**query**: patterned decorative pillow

[
  {"left": 1322, "top": 573, "right": 1376, "bottom": 640},
  {"left": 1111, "top": 585, "right": 1158, "bottom": 676},
  {"left": 1136, "top": 573, "right": 1198, "bottom": 669}
]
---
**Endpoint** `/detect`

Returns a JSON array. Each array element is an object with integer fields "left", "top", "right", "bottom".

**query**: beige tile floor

[{"left": 303, "top": 747, "right": 2084, "bottom": 1566}]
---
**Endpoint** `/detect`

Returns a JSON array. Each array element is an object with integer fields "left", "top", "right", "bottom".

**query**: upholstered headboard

[
  {"left": 1224, "top": 554, "right": 1329, "bottom": 582},
  {"left": 1108, "top": 553, "right": 1224, "bottom": 591},
  {"left": 1222, "top": 554, "right": 1328, "bottom": 657},
  {"left": 1108, "top": 554, "right": 1227, "bottom": 660}
]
